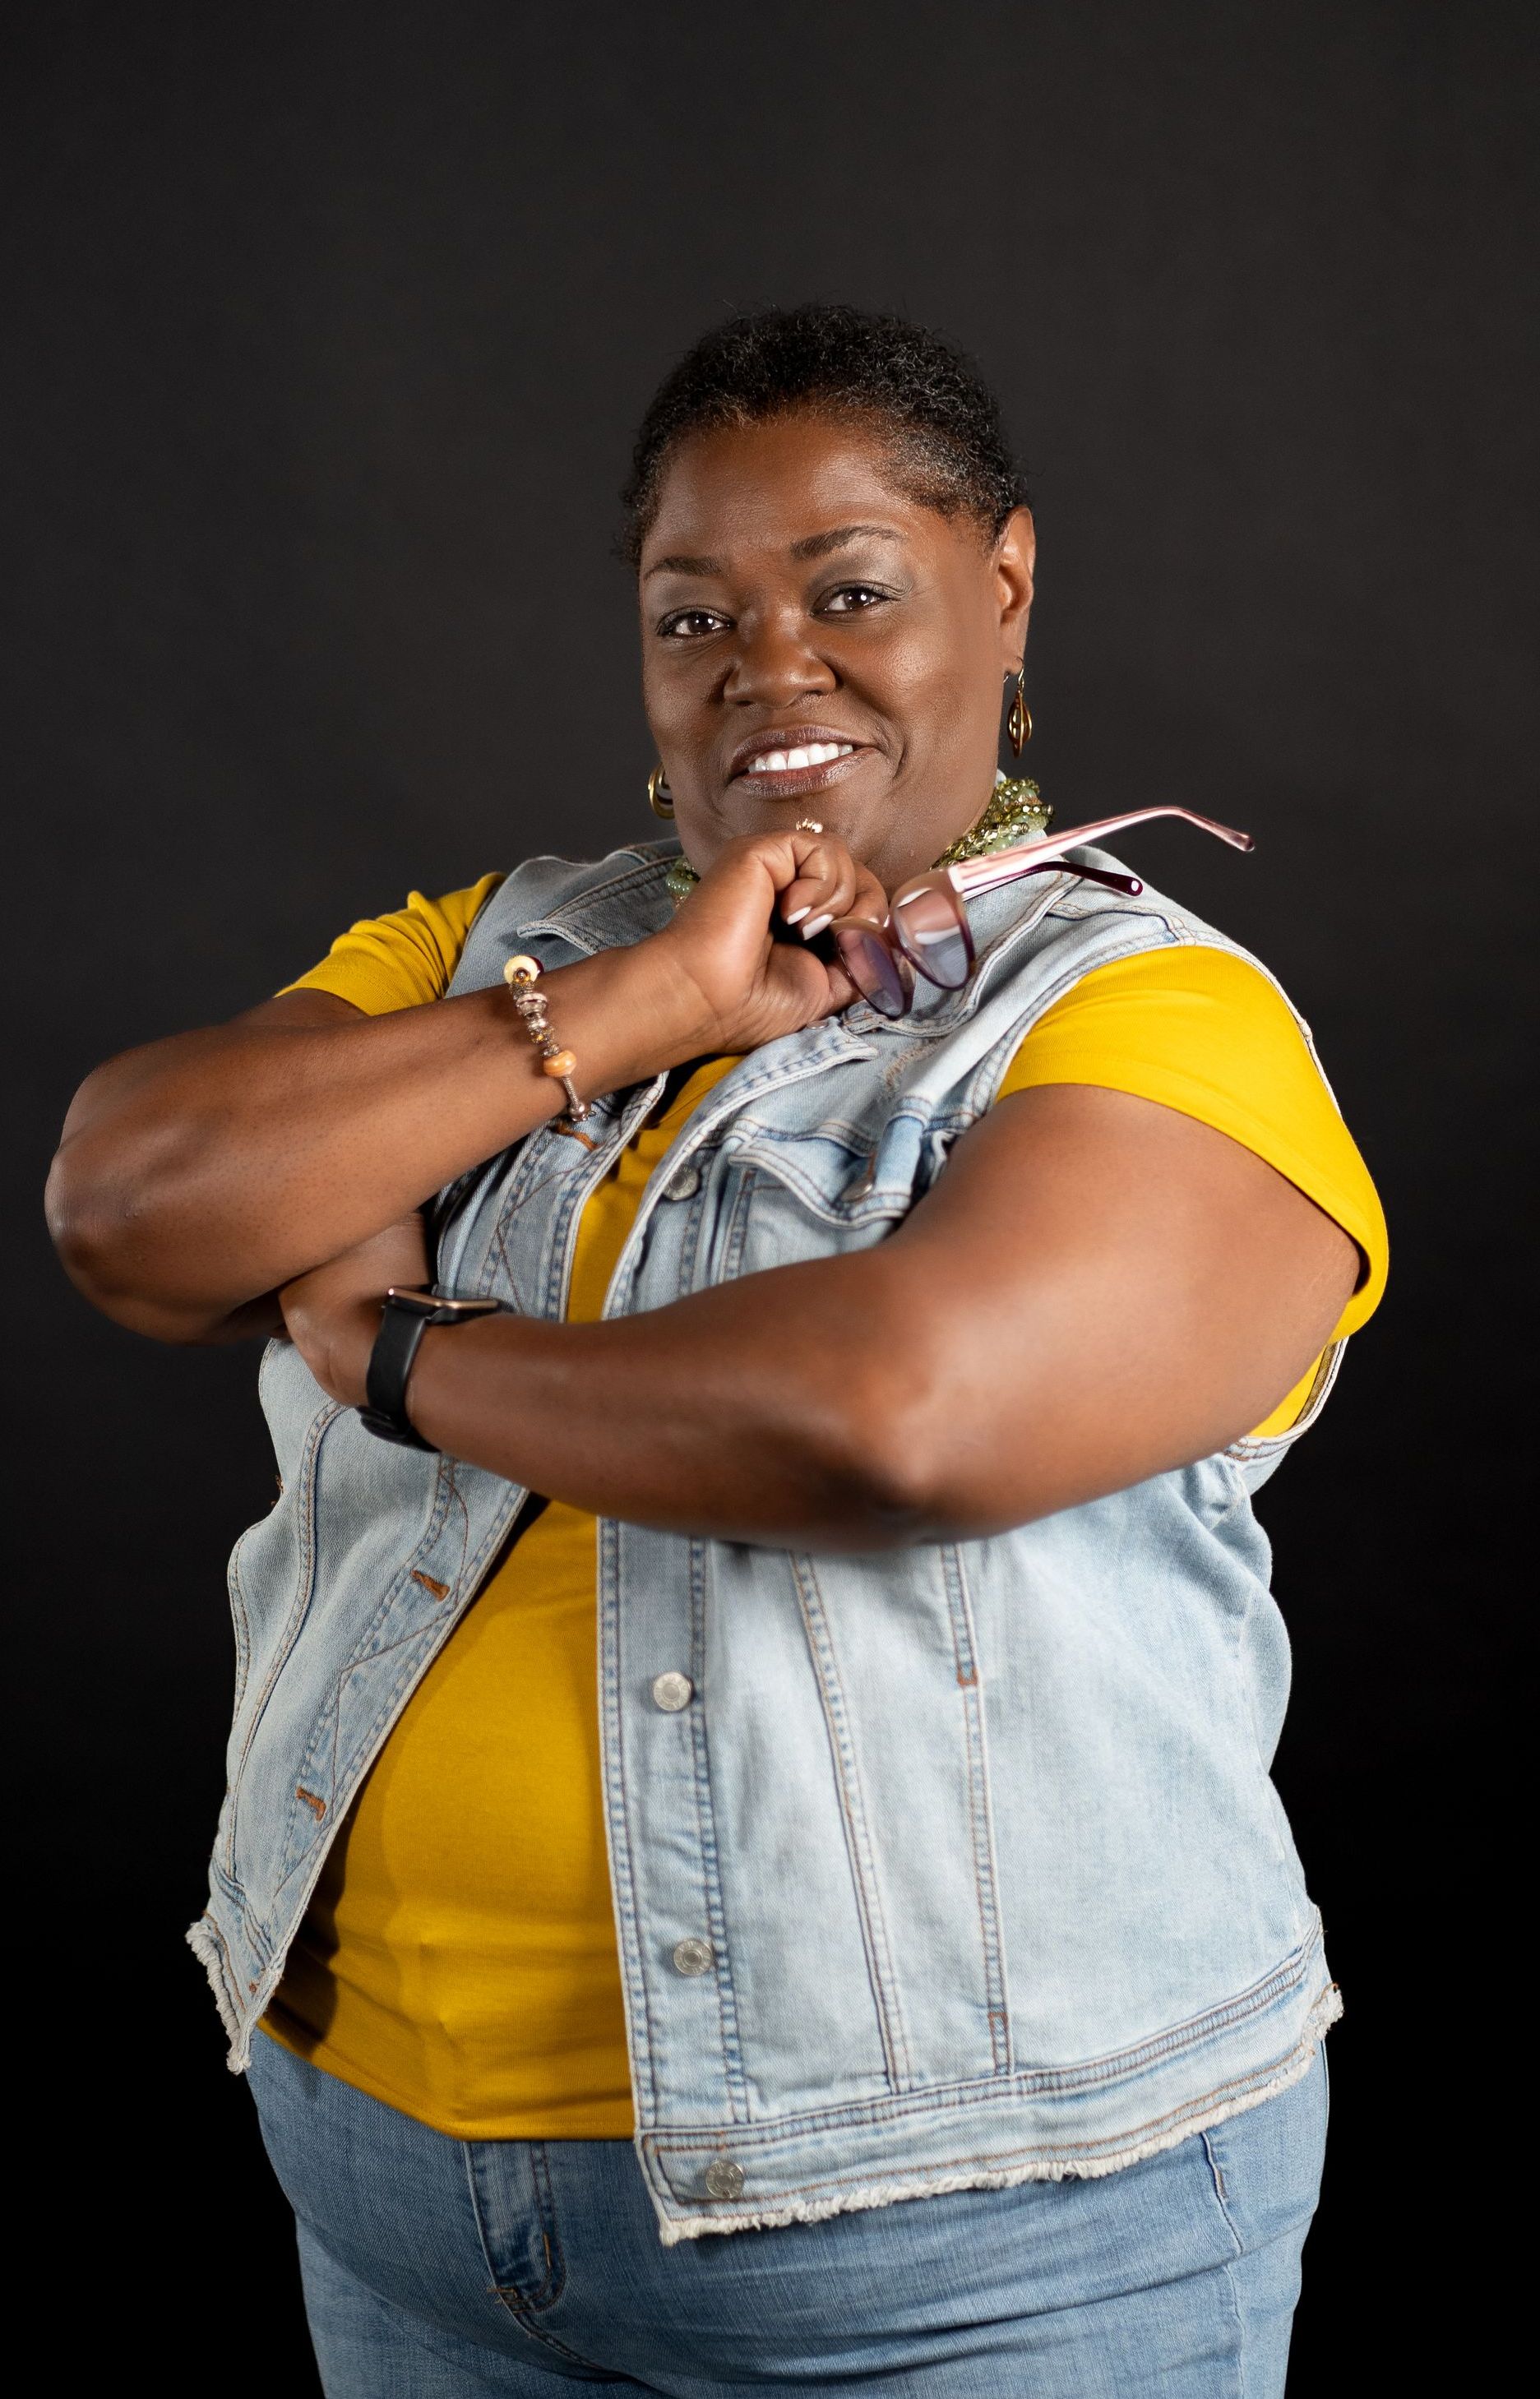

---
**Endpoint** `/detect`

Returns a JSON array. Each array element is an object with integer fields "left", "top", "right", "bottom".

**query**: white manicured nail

[
  {"left": 802, "top": 913, "right": 831, "bottom": 939},
  {"left": 784, "top": 904, "right": 811, "bottom": 925}
]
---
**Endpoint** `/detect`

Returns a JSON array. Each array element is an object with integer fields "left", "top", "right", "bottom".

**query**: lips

[
  {"left": 726, "top": 725, "right": 874, "bottom": 788},
  {"left": 740, "top": 737, "right": 855, "bottom": 775}
]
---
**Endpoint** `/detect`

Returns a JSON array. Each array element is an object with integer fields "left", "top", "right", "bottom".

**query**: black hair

[{"left": 620, "top": 303, "right": 1029, "bottom": 568}]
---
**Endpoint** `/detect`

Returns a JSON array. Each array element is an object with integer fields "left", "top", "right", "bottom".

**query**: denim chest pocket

[{"left": 703, "top": 1112, "right": 966, "bottom": 1283}]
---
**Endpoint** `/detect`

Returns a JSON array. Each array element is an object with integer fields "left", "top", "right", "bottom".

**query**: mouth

[{"left": 727, "top": 726, "right": 876, "bottom": 797}]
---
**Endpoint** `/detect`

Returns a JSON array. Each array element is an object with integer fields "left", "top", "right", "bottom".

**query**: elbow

[
  {"left": 806, "top": 1351, "right": 972, "bottom": 1548},
  {"left": 45, "top": 1140, "right": 130, "bottom": 1302},
  {"left": 44, "top": 1137, "right": 212, "bottom": 1342},
  {"left": 801, "top": 1269, "right": 1043, "bottom": 1544}
]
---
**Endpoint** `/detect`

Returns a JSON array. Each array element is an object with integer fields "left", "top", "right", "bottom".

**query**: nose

[{"left": 722, "top": 611, "right": 837, "bottom": 709}]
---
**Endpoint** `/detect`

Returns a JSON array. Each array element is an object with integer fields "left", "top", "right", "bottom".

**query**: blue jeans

[{"left": 248, "top": 2032, "right": 1327, "bottom": 2395}]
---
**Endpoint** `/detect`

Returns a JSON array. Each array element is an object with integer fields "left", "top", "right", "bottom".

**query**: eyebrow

[
  {"left": 643, "top": 524, "right": 907, "bottom": 580},
  {"left": 643, "top": 552, "right": 719, "bottom": 580},
  {"left": 790, "top": 523, "right": 906, "bottom": 562}
]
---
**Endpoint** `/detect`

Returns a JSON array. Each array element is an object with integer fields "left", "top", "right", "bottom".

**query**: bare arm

[
  {"left": 284, "top": 1083, "right": 1360, "bottom": 1551},
  {"left": 44, "top": 832, "right": 884, "bottom": 1343},
  {"left": 46, "top": 965, "right": 685, "bottom": 1343}
]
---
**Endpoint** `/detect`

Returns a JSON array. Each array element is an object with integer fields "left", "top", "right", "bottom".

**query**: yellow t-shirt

[{"left": 266, "top": 880, "right": 1386, "bottom": 2139}]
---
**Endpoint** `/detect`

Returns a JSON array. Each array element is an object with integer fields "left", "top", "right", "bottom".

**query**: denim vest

[{"left": 192, "top": 834, "right": 1343, "bottom": 2243}]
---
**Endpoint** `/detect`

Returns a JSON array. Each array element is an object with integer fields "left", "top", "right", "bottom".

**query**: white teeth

[{"left": 746, "top": 739, "right": 858, "bottom": 774}]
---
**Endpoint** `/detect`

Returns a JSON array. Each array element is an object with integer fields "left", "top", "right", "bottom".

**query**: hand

[
  {"left": 280, "top": 1210, "right": 431, "bottom": 1408},
  {"left": 647, "top": 827, "right": 890, "bottom": 1056}
]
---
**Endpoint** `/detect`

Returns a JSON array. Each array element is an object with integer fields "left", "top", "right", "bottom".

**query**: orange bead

[{"left": 541, "top": 1049, "right": 577, "bottom": 1078}]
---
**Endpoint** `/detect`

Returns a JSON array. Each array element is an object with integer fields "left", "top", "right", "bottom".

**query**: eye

[
  {"left": 657, "top": 608, "right": 730, "bottom": 640},
  {"left": 820, "top": 584, "right": 893, "bottom": 615}
]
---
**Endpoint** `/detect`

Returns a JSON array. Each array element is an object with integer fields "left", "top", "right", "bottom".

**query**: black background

[{"left": 6, "top": 3, "right": 1533, "bottom": 2385}]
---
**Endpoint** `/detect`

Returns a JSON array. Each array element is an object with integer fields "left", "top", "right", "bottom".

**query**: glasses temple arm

[
  {"left": 1061, "top": 863, "right": 1144, "bottom": 897},
  {"left": 947, "top": 806, "right": 1254, "bottom": 898}
]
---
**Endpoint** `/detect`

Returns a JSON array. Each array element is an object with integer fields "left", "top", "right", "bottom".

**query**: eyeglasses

[{"left": 828, "top": 807, "right": 1255, "bottom": 1019}]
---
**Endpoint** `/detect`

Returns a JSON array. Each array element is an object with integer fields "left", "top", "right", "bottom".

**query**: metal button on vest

[
  {"left": 704, "top": 2158, "right": 745, "bottom": 2201},
  {"left": 671, "top": 1936, "right": 715, "bottom": 1976},
  {"left": 663, "top": 1160, "right": 702, "bottom": 1201},
  {"left": 650, "top": 1671, "right": 694, "bottom": 1713}
]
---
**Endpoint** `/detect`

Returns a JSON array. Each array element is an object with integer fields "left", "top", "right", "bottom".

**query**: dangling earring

[
  {"left": 1006, "top": 666, "right": 1032, "bottom": 757},
  {"left": 647, "top": 764, "right": 675, "bottom": 820}
]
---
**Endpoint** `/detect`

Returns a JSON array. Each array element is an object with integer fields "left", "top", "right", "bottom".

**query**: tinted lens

[
  {"left": 890, "top": 881, "right": 972, "bottom": 987},
  {"left": 833, "top": 924, "right": 911, "bottom": 1018}
]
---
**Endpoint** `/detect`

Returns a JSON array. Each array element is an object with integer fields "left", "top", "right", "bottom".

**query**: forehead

[{"left": 641, "top": 412, "right": 957, "bottom": 569}]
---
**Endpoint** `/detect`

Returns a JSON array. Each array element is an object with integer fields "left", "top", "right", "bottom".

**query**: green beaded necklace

[
  {"left": 932, "top": 774, "right": 1052, "bottom": 866},
  {"left": 662, "top": 774, "right": 1052, "bottom": 909}
]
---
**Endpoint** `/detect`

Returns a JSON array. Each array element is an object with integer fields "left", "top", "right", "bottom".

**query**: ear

[{"left": 992, "top": 508, "right": 1035, "bottom": 665}]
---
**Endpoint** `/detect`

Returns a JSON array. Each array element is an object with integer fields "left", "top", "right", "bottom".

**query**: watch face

[
  {"left": 384, "top": 1287, "right": 441, "bottom": 1318},
  {"left": 385, "top": 1287, "right": 500, "bottom": 1320}
]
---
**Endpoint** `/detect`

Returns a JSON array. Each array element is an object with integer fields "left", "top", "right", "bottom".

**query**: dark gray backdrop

[{"left": 6, "top": 3, "right": 1533, "bottom": 2383}]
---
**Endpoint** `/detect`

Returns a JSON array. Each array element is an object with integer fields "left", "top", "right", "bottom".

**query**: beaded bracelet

[{"left": 502, "top": 955, "right": 595, "bottom": 1147}]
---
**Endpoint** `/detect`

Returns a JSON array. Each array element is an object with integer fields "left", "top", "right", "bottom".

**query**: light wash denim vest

[{"left": 192, "top": 834, "right": 1344, "bottom": 2243}]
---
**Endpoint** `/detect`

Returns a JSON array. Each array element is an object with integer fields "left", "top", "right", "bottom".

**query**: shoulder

[
  {"left": 280, "top": 871, "right": 506, "bottom": 1014},
  {"left": 943, "top": 858, "right": 1264, "bottom": 1066},
  {"left": 987, "top": 883, "right": 1387, "bottom": 1338}
]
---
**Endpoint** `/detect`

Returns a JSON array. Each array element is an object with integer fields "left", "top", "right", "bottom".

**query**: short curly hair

[{"left": 620, "top": 303, "right": 1029, "bottom": 568}]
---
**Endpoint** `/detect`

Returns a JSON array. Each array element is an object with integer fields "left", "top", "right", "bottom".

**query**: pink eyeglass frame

[{"left": 827, "top": 806, "right": 1255, "bottom": 1019}]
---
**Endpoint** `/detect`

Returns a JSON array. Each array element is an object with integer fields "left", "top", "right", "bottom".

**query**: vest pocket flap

[{"left": 726, "top": 1112, "right": 937, "bottom": 1227}]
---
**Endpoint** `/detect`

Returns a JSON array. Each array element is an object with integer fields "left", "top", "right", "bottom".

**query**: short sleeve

[
  {"left": 997, "top": 944, "right": 1388, "bottom": 1353},
  {"left": 280, "top": 874, "right": 505, "bottom": 1015}
]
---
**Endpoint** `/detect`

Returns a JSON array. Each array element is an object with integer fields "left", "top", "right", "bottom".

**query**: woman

[{"left": 49, "top": 306, "right": 1385, "bottom": 2394}]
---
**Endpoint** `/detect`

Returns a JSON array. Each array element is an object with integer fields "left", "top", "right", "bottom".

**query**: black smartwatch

[{"left": 358, "top": 1287, "right": 502, "bottom": 1450}]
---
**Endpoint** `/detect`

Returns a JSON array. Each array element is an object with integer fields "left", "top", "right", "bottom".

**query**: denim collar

[{"left": 515, "top": 839, "right": 1089, "bottom": 1046}]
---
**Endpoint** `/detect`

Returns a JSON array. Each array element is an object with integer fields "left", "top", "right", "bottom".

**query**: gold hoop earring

[
  {"left": 1006, "top": 667, "right": 1032, "bottom": 757},
  {"left": 647, "top": 764, "right": 675, "bottom": 820}
]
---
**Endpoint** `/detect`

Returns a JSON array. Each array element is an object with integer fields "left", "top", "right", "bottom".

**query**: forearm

[
  {"left": 46, "top": 945, "right": 705, "bottom": 1339},
  {"left": 391, "top": 1253, "right": 1172, "bottom": 1549}
]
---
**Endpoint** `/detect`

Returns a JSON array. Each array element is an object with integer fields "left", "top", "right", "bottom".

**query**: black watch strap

[{"left": 358, "top": 1289, "right": 501, "bottom": 1450}]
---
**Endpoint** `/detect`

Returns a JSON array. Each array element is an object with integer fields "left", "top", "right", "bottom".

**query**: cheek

[
  {"left": 638, "top": 652, "right": 668, "bottom": 728},
  {"left": 862, "top": 566, "right": 1000, "bottom": 710},
  {"left": 641, "top": 649, "right": 712, "bottom": 746},
  {"left": 864, "top": 618, "right": 992, "bottom": 728}
]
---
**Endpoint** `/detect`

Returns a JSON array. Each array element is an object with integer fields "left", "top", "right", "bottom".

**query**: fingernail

[
  {"left": 802, "top": 913, "right": 831, "bottom": 939},
  {"left": 784, "top": 904, "right": 811, "bottom": 925}
]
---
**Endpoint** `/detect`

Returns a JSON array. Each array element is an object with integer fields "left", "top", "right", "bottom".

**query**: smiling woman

[
  {"left": 636, "top": 425, "right": 1035, "bottom": 889},
  {"left": 47, "top": 304, "right": 1384, "bottom": 2395}
]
